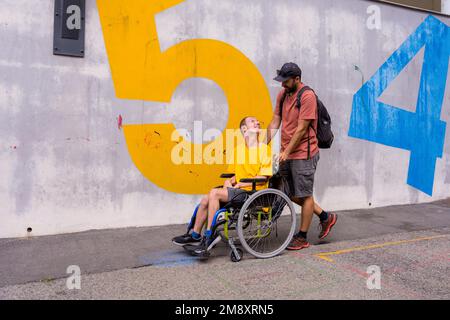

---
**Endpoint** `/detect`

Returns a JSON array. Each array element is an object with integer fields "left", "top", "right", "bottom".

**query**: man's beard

[{"left": 285, "top": 82, "right": 298, "bottom": 94}]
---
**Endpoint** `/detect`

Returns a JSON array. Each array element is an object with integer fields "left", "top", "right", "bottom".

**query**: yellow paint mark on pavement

[{"left": 315, "top": 235, "right": 448, "bottom": 263}]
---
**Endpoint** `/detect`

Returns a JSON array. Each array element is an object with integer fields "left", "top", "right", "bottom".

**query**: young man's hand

[
  {"left": 234, "top": 182, "right": 252, "bottom": 189},
  {"left": 223, "top": 179, "right": 233, "bottom": 188}
]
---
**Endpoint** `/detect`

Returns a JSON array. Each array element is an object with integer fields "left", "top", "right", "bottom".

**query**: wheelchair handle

[
  {"left": 220, "top": 173, "right": 235, "bottom": 179},
  {"left": 240, "top": 178, "right": 268, "bottom": 191},
  {"left": 240, "top": 178, "right": 268, "bottom": 183}
]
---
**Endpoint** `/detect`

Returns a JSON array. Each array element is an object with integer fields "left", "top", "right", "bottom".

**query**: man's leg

[
  {"left": 206, "top": 188, "right": 229, "bottom": 232},
  {"left": 294, "top": 198, "right": 336, "bottom": 238},
  {"left": 297, "top": 196, "right": 315, "bottom": 235},
  {"left": 309, "top": 154, "right": 337, "bottom": 238},
  {"left": 314, "top": 202, "right": 324, "bottom": 216},
  {"left": 286, "top": 156, "right": 317, "bottom": 250},
  {"left": 292, "top": 198, "right": 323, "bottom": 216},
  {"left": 286, "top": 195, "right": 312, "bottom": 250},
  {"left": 192, "top": 195, "right": 208, "bottom": 234},
  {"left": 194, "top": 185, "right": 228, "bottom": 234},
  {"left": 192, "top": 187, "right": 230, "bottom": 255},
  {"left": 172, "top": 195, "right": 208, "bottom": 246}
]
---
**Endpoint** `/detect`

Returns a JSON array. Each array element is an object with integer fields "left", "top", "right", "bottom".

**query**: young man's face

[
  {"left": 242, "top": 117, "right": 261, "bottom": 135},
  {"left": 245, "top": 117, "right": 261, "bottom": 130}
]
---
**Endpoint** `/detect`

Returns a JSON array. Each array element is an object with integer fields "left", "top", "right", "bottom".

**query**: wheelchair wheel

[
  {"left": 237, "top": 188, "right": 296, "bottom": 259},
  {"left": 230, "top": 248, "right": 243, "bottom": 262}
]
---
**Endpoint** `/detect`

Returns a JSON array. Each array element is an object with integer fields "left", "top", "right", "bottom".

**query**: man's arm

[
  {"left": 266, "top": 91, "right": 284, "bottom": 144},
  {"left": 279, "top": 119, "right": 311, "bottom": 162},
  {"left": 266, "top": 114, "right": 281, "bottom": 144}
]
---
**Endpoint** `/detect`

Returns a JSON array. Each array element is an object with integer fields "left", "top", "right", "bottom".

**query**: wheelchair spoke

[{"left": 237, "top": 189, "right": 296, "bottom": 259}]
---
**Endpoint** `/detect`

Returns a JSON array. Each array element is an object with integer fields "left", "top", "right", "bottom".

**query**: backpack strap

[
  {"left": 299, "top": 87, "right": 319, "bottom": 135},
  {"left": 295, "top": 86, "right": 315, "bottom": 160},
  {"left": 295, "top": 86, "right": 312, "bottom": 109},
  {"left": 278, "top": 90, "right": 287, "bottom": 118}
]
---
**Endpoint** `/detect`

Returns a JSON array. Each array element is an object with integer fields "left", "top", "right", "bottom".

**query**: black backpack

[{"left": 279, "top": 86, "right": 334, "bottom": 154}]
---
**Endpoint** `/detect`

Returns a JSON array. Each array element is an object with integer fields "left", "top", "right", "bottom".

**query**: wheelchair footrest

[
  {"left": 182, "top": 244, "right": 200, "bottom": 253},
  {"left": 182, "top": 235, "right": 222, "bottom": 258},
  {"left": 183, "top": 245, "right": 210, "bottom": 258},
  {"left": 191, "top": 251, "right": 210, "bottom": 258}
]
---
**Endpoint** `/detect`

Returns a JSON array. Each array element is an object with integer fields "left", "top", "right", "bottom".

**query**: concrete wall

[
  {"left": 443, "top": 0, "right": 450, "bottom": 13},
  {"left": 1, "top": 0, "right": 449, "bottom": 238}
]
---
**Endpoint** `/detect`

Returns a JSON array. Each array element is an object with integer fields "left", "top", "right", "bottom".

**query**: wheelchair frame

[{"left": 183, "top": 174, "right": 297, "bottom": 262}]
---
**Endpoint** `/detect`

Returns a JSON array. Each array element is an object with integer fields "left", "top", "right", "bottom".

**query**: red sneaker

[
  {"left": 287, "top": 236, "right": 310, "bottom": 250},
  {"left": 319, "top": 213, "right": 337, "bottom": 239}
]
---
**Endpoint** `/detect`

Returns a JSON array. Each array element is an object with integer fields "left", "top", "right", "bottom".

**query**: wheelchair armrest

[
  {"left": 220, "top": 173, "right": 235, "bottom": 179},
  {"left": 240, "top": 178, "right": 268, "bottom": 192},
  {"left": 240, "top": 178, "right": 268, "bottom": 183}
]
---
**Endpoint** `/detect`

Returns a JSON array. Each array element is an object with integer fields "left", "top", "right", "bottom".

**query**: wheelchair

[{"left": 182, "top": 173, "right": 297, "bottom": 262}]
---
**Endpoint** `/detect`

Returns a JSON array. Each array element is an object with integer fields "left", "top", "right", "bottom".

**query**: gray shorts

[
  {"left": 227, "top": 187, "right": 248, "bottom": 203},
  {"left": 279, "top": 153, "right": 320, "bottom": 199}
]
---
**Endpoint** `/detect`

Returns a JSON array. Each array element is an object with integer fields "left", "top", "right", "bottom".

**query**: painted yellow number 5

[{"left": 97, "top": 0, "right": 273, "bottom": 194}]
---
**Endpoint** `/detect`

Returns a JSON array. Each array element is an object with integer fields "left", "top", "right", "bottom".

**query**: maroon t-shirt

[{"left": 274, "top": 83, "right": 319, "bottom": 160}]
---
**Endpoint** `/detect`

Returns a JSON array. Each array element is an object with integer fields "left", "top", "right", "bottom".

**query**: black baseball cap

[{"left": 273, "top": 62, "right": 302, "bottom": 82}]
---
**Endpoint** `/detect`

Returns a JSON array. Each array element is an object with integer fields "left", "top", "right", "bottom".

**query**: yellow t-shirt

[{"left": 227, "top": 143, "right": 272, "bottom": 191}]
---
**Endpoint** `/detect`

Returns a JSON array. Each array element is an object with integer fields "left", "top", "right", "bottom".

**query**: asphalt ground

[{"left": 0, "top": 198, "right": 449, "bottom": 300}]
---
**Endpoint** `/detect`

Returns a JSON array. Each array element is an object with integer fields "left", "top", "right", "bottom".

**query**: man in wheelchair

[{"left": 172, "top": 116, "right": 272, "bottom": 256}]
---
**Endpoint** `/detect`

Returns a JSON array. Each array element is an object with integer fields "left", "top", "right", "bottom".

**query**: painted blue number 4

[{"left": 349, "top": 15, "right": 450, "bottom": 196}]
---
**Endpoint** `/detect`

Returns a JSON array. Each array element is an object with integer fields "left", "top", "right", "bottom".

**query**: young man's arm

[{"left": 223, "top": 175, "right": 236, "bottom": 188}]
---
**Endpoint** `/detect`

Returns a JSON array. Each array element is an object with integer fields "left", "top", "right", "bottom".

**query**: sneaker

[
  {"left": 172, "top": 233, "right": 202, "bottom": 246},
  {"left": 318, "top": 213, "right": 338, "bottom": 239},
  {"left": 287, "top": 235, "right": 310, "bottom": 250}
]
